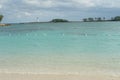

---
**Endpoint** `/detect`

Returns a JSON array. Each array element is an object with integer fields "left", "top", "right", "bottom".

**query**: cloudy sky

[{"left": 0, "top": 0, "right": 120, "bottom": 23}]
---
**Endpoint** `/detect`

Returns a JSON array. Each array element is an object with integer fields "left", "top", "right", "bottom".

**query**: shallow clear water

[{"left": 0, "top": 22, "right": 120, "bottom": 74}]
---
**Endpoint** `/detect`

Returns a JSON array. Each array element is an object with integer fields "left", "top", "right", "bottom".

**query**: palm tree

[{"left": 0, "top": 15, "right": 3, "bottom": 23}]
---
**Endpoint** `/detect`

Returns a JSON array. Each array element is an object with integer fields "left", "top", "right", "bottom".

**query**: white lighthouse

[{"left": 36, "top": 17, "right": 39, "bottom": 22}]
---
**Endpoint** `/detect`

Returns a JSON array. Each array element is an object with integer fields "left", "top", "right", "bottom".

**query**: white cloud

[
  {"left": 22, "top": 0, "right": 120, "bottom": 8},
  {"left": 24, "top": 12, "right": 32, "bottom": 16},
  {"left": 0, "top": 0, "right": 120, "bottom": 23},
  {"left": 97, "top": 0, "right": 120, "bottom": 8},
  {"left": 23, "top": 0, "right": 55, "bottom": 8},
  {"left": 0, "top": 5, "right": 2, "bottom": 9},
  {"left": 72, "top": 0, "right": 120, "bottom": 8},
  {"left": 72, "top": 0, "right": 95, "bottom": 7},
  {"left": 1, "top": 0, "right": 120, "bottom": 9}
]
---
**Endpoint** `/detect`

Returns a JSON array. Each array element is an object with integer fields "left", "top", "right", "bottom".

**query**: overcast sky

[{"left": 0, "top": 0, "right": 120, "bottom": 23}]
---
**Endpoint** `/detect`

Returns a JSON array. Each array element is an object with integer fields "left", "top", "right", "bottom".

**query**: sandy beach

[{"left": 0, "top": 72, "right": 120, "bottom": 80}]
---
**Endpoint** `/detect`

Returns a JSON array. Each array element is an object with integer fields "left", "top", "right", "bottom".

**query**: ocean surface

[{"left": 0, "top": 22, "right": 120, "bottom": 75}]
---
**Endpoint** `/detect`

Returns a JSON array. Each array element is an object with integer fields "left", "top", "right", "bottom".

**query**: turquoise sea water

[{"left": 0, "top": 22, "right": 120, "bottom": 74}]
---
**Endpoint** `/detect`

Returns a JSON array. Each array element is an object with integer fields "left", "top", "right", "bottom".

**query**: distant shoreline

[
  {"left": 1, "top": 21, "right": 120, "bottom": 26},
  {"left": 18, "top": 21, "right": 120, "bottom": 23}
]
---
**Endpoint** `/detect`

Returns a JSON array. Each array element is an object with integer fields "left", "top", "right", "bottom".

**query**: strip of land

[{"left": 0, "top": 24, "right": 11, "bottom": 26}]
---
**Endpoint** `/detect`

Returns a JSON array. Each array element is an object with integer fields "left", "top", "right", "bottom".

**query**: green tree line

[
  {"left": 83, "top": 16, "right": 120, "bottom": 22},
  {"left": 50, "top": 19, "right": 69, "bottom": 22}
]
